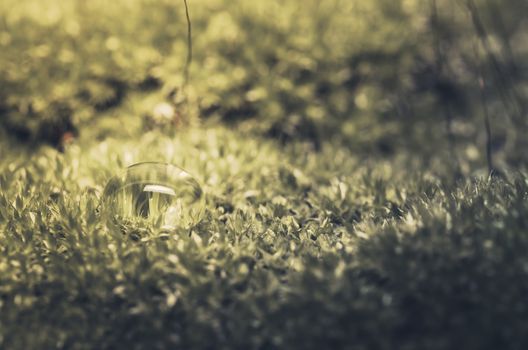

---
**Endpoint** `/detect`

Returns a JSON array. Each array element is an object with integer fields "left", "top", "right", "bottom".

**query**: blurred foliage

[
  {"left": 1, "top": 0, "right": 527, "bottom": 169},
  {"left": 0, "top": 0, "right": 177, "bottom": 145}
]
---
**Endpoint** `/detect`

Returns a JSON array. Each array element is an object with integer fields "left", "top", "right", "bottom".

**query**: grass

[{"left": 1, "top": 0, "right": 528, "bottom": 349}]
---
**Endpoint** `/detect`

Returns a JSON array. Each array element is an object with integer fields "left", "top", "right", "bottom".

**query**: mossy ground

[
  {"left": 2, "top": 120, "right": 528, "bottom": 349},
  {"left": 1, "top": 0, "right": 528, "bottom": 349}
]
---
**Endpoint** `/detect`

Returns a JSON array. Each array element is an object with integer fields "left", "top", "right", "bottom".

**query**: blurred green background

[{"left": 1, "top": 0, "right": 527, "bottom": 169}]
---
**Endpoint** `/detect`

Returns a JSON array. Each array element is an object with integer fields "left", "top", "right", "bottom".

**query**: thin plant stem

[
  {"left": 472, "top": 40, "right": 495, "bottom": 174},
  {"left": 183, "top": 0, "right": 192, "bottom": 88}
]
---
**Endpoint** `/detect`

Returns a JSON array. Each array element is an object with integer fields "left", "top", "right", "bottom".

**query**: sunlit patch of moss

[{"left": 1, "top": 124, "right": 528, "bottom": 348}]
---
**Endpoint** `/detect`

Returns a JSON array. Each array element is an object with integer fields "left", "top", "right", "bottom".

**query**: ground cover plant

[{"left": 1, "top": 0, "right": 528, "bottom": 349}]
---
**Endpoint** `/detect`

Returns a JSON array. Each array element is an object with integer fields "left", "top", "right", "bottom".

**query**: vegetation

[{"left": 1, "top": 0, "right": 527, "bottom": 349}]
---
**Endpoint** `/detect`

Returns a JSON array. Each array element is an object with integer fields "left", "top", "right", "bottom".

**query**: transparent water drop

[{"left": 102, "top": 162, "right": 205, "bottom": 230}]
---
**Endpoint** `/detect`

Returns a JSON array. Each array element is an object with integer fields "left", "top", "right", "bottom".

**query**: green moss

[{"left": 1, "top": 125, "right": 528, "bottom": 349}]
